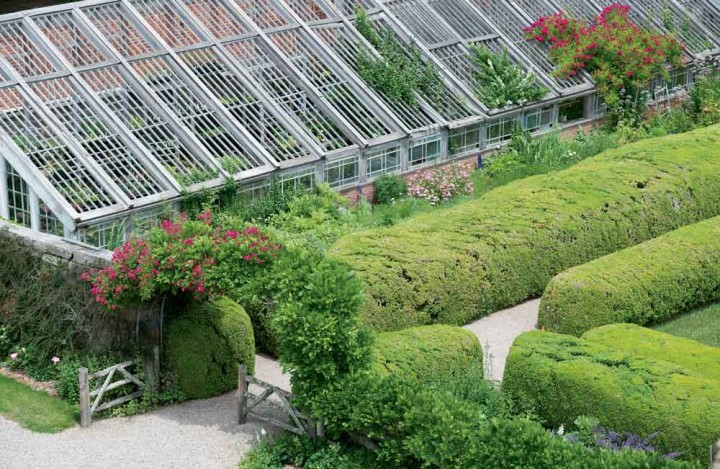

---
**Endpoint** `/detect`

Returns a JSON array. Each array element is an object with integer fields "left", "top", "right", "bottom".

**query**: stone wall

[{"left": 0, "top": 220, "right": 111, "bottom": 269}]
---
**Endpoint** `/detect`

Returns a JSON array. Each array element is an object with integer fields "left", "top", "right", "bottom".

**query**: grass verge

[
  {"left": 0, "top": 374, "right": 77, "bottom": 432},
  {"left": 653, "top": 303, "right": 720, "bottom": 347}
]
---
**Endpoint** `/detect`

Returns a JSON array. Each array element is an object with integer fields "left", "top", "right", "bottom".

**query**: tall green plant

[
  {"left": 468, "top": 45, "right": 547, "bottom": 109},
  {"left": 355, "top": 7, "right": 440, "bottom": 106},
  {"left": 271, "top": 249, "right": 373, "bottom": 411}
]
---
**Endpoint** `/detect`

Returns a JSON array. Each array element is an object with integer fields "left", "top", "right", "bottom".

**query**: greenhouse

[{"left": 0, "top": 0, "right": 718, "bottom": 247}]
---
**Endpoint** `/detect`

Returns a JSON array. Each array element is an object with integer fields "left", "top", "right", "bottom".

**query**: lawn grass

[
  {"left": 653, "top": 303, "right": 720, "bottom": 347},
  {"left": 0, "top": 374, "right": 77, "bottom": 432}
]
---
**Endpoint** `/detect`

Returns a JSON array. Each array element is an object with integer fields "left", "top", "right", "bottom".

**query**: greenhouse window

[
  {"left": 449, "top": 125, "right": 482, "bottom": 156},
  {"left": 523, "top": 106, "right": 554, "bottom": 133},
  {"left": 281, "top": 168, "right": 316, "bottom": 193},
  {"left": 486, "top": 116, "right": 518, "bottom": 146},
  {"left": 6, "top": 163, "right": 30, "bottom": 228},
  {"left": 325, "top": 156, "right": 359, "bottom": 188},
  {"left": 366, "top": 146, "right": 401, "bottom": 180},
  {"left": 408, "top": 136, "right": 441, "bottom": 168}
]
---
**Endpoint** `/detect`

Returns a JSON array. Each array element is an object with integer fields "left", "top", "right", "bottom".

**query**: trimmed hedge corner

[
  {"left": 331, "top": 125, "right": 720, "bottom": 332},
  {"left": 503, "top": 329, "right": 720, "bottom": 462},
  {"left": 164, "top": 297, "right": 255, "bottom": 399},
  {"left": 539, "top": 216, "right": 720, "bottom": 335},
  {"left": 583, "top": 323, "right": 720, "bottom": 382},
  {"left": 372, "top": 325, "right": 483, "bottom": 381}
]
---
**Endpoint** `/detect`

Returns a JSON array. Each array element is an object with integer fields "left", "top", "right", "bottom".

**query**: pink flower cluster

[
  {"left": 406, "top": 163, "right": 473, "bottom": 205},
  {"left": 523, "top": 4, "right": 684, "bottom": 91},
  {"left": 82, "top": 211, "right": 282, "bottom": 311}
]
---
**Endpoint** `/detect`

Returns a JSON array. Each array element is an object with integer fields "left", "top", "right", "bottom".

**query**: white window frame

[
  {"left": 324, "top": 155, "right": 360, "bottom": 188},
  {"left": 449, "top": 125, "right": 482, "bottom": 156},
  {"left": 365, "top": 146, "right": 401, "bottom": 180},
  {"left": 408, "top": 136, "right": 442, "bottom": 168}
]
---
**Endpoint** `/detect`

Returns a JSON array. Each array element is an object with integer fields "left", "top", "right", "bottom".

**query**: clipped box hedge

[
  {"left": 539, "top": 216, "right": 720, "bottom": 335},
  {"left": 331, "top": 125, "right": 720, "bottom": 332},
  {"left": 503, "top": 328, "right": 720, "bottom": 462},
  {"left": 164, "top": 297, "right": 255, "bottom": 399},
  {"left": 372, "top": 325, "right": 483, "bottom": 381},
  {"left": 584, "top": 323, "right": 720, "bottom": 382}
]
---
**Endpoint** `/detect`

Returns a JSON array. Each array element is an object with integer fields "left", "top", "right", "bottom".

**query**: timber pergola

[{"left": 0, "top": 0, "right": 717, "bottom": 246}]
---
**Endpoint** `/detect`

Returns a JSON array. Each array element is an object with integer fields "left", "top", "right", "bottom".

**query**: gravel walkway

[
  {"left": 0, "top": 354, "right": 290, "bottom": 469},
  {"left": 464, "top": 299, "right": 540, "bottom": 382},
  {"left": 0, "top": 303, "right": 537, "bottom": 468}
]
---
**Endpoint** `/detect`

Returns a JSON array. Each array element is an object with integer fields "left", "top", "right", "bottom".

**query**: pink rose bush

[
  {"left": 524, "top": 4, "right": 684, "bottom": 123},
  {"left": 82, "top": 211, "right": 282, "bottom": 311},
  {"left": 407, "top": 163, "right": 474, "bottom": 205}
]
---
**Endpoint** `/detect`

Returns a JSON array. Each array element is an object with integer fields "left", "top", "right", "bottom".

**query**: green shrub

[
  {"left": 583, "top": 323, "right": 720, "bottom": 382},
  {"left": 331, "top": 125, "right": 720, "bottom": 332},
  {"left": 373, "top": 174, "right": 407, "bottom": 205},
  {"left": 373, "top": 325, "right": 482, "bottom": 381},
  {"left": 164, "top": 297, "right": 254, "bottom": 399},
  {"left": 539, "top": 215, "right": 720, "bottom": 335},
  {"left": 503, "top": 330, "right": 720, "bottom": 462}
]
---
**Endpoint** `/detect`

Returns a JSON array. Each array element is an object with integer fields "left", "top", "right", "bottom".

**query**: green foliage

[
  {"left": 690, "top": 69, "right": 720, "bottom": 126},
  {"left": 539, "top": 215, "right": 720, "bottom": 335},
  {"left": 468, "top": 45, "right": 547, "bottom": 109},
  {"left": 654, "top": 302, "right": 720, "bottom": 347},
  {"left": 55, "top": 353, "right": 123, "bottom": 403},
  {"left": 373, "top": 173, "right": 407, "bottom": 205},
  {"left": 164, "top": 297, "right": 254, "bottom": 399},
  {"left": 0, "top": 374, "right": 77, "bottom": 433},
  {"left": 503, "top": 329, "right": 720, "bottom": 463},
  {"left": 331, "top": 125, "right": 720, "bottom": 332},
  {"left": 240, "top": 433, "right": 386, "bottom": 469},
  {"left": 583, "top": 323, "right": 720, "bottom": 382},
  {"left": 355, "top": 7, "right": 440, "bottom": 105},
  {"left": 0, "top": 236, "right": 121, "bottom": 368},
  {"left": 271, "top": 249, "right": 373, "bottom": 412},
  {"left": 373, "top": 325, "right": 482, "bottom": 381}
]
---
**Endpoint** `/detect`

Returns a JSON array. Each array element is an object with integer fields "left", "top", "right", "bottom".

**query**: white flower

[{"left": 557, "top": 424, "right": 565, "bottom": 436}]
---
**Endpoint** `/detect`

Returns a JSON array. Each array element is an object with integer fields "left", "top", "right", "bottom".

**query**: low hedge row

[
  {"left": 331, "top": 125, "right": 720, "bottom": 332},
  {"left": 584, "top": 323, "right": 720, "bottom": 382},
  {"left": 539, "top": 215, "right": 720, "bottom": 335},
  {"left": 164, "top": 297, "right": 255, "bottom": 399},
  {"left": 315, "top": 372, "right": 691, "bottom": 468},
  {"left": 372, "top": 325, "right": 483, "bottom": 381},
  {"left": 503, "top": 328, "right": 720, "bottom": 462}
]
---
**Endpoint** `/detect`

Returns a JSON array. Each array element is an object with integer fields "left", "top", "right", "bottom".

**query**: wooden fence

[
  {"left": 237, "top": 365, "right": 322, "bottom": 437},
  {"left": 79, "top": 360, "right": 145, "bottom": 428}
]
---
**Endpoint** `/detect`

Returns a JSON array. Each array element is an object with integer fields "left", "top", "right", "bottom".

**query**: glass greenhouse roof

[{"left": 0, "top": 0, "right": 718, "bottom": 230}]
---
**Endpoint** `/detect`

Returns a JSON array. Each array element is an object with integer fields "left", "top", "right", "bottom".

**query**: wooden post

[
  {"left": 316, "top": 420, "right": 325, "bottom": 439},
  {"left": 78, "top": 367, "right": 91, "bottom": 428},
  {"left": 713, "top": 439, "right": 720, "bottom": 469},
  {"left": 238, "top": 364, "right": 247, "bottom": 424}
]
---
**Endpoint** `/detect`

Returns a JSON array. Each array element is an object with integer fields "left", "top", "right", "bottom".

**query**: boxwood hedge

[
  {"left": 503, "top": 329, "right": 720, "bottom": 462},
  {"left": 164, "top": 297, "right": 255, "bottom": 399},
  {"left": 331, "top": 125, "right": 720, "bottom": 332},
  {"left": 372, "top": 325, "right": 483, "bottom": 381},
  {"left": 583, "top": 323, "right": 720, "bottom": 382},
  {"left": 539, "top": 216, "right": 720, "bottom": 335}
]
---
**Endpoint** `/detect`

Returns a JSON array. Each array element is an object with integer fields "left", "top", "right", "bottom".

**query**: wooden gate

[
  {"left": 78, "top": 360, "right": 145, "bottom": 427},
  {"left": 237, "top": 365, "right": 321, "bottom": 436}
]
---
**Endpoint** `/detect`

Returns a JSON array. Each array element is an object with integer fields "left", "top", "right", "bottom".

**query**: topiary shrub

[
  {"left": 164, "top": 297, "right": 254, "bottom": 399},
  {"left": 372, "top": 325, "right": 482, "bottom": 382},
  {"left": 583, "top": 323, "right": 720, "bottom": 382},
  {"left": 331, "top": 125, "right": 720, "bottom": 332},
  {"left": 539, "top": 216, "right": 720, "bottom": 335},
  {"left": 503, "top": 329, "right": 720, "bottom": 463}
]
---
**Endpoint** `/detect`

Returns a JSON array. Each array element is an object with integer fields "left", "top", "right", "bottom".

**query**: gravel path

[
  {"left": 0, "top": 354, "right": 290, "bottom": 469},
  {"left": 0, "top": 303, "right": 537, "bottom": 468},
  {"left": 464, "top": 299, "right": 540, "bottom": 382}
]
